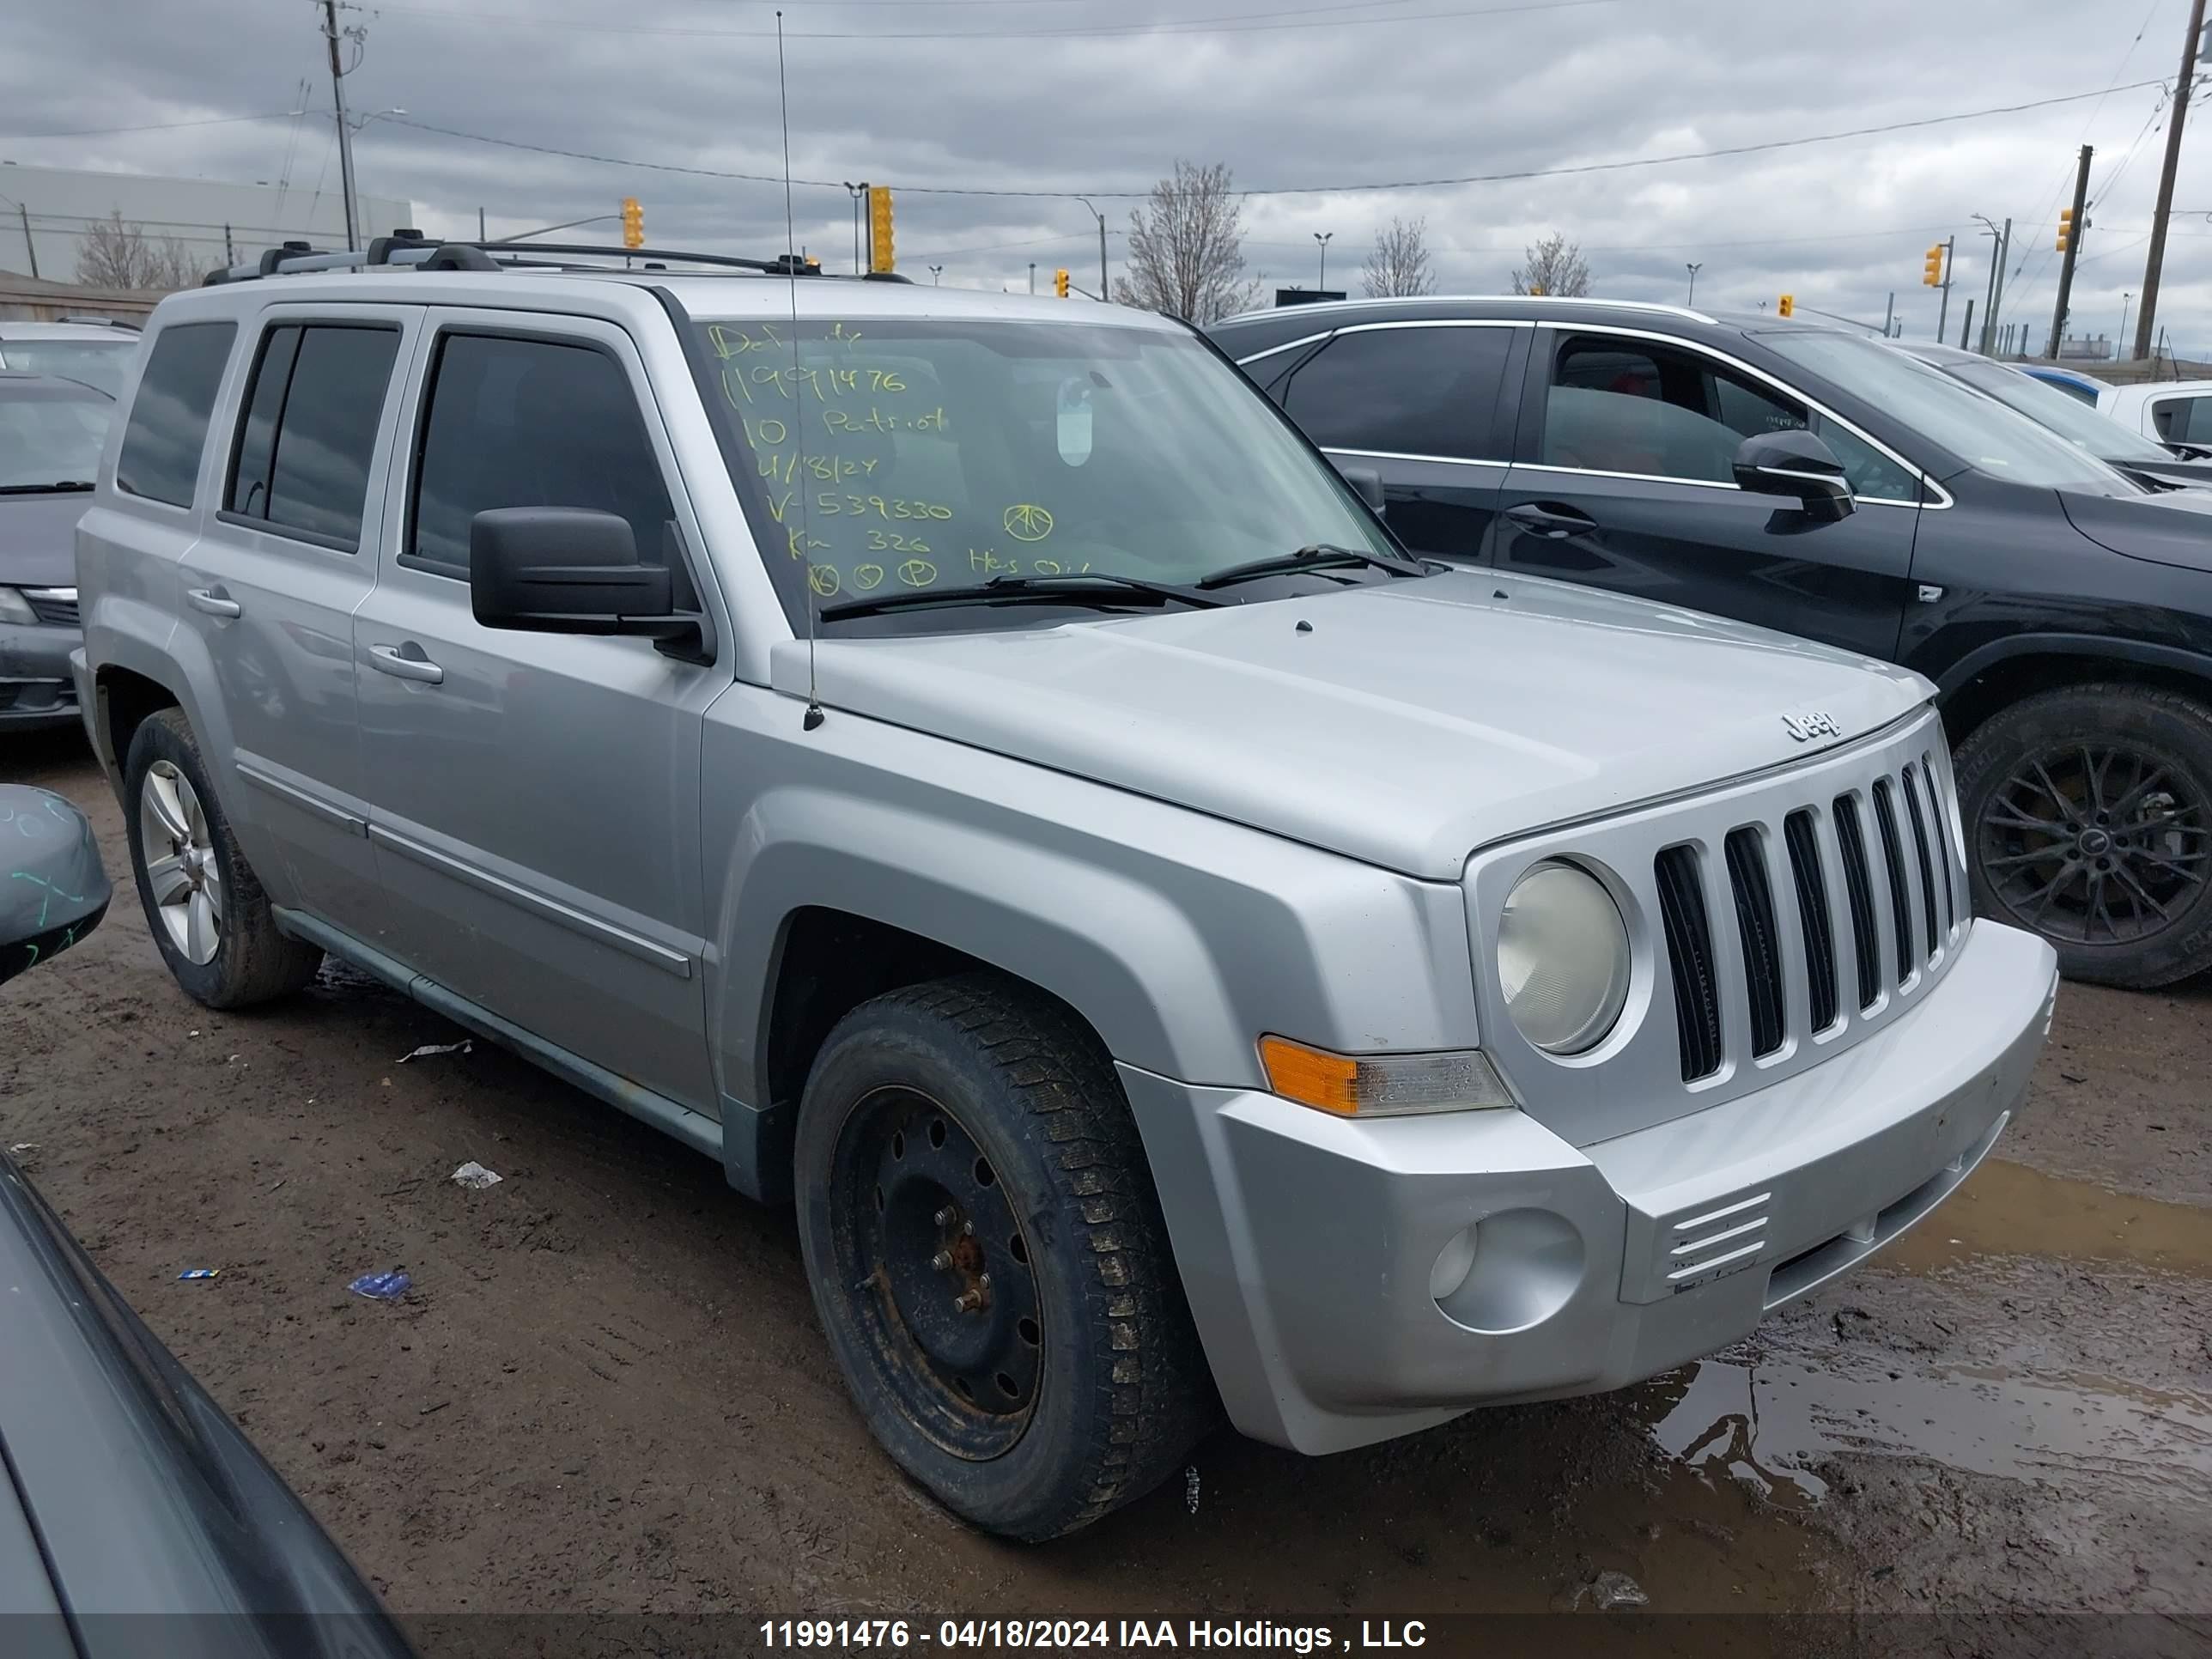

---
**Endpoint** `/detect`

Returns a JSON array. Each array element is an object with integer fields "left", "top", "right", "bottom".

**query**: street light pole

[
  {"left": 2120, "top": 292, "right": 2134, "bottom": 357},
  {"left": 1685, "top": 262, "right": 1702, "bottom": 305},
  {"left": 1073, "top": 195, "right": 1109, "bottom": 304},
  {"left": 1315, "top": 230, "right": 1333, "bottom": 292},
  {"left": 842, "top": 181, "right": 866, "bottom": 274},
  {"left": 0, "top": 194, "right": 35, "bottom": 281}
]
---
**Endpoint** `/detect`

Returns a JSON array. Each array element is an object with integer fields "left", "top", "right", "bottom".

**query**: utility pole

[
  {"left": 317, "top": 0, "right": 362, "bottom": 249},
  {"left": 2050, "top": 143, "right": 2094, "bottom": 359},
  {"left": 842, "top": 182, "right": 867, "bottom": 274},
  {"left": 2136, "top": 0, "right": 2207, "bottom": 360},
  {"left": 1982, "top": 218, "right": 2013, "bottom": 354},
  {"left": 1960, "top": 298, "right": 1976, "bottom": 352},
  {"left": 10, "top": 200, "right": 36, "bottom": 280},
  {"left": 478, "top": 206, "right": 486, "bottom": 240},
  {"left": 223, "top": 223, "right": 235, "bottom": 264},
  {"left": 1882, "top": 290, "right": 1894, "bottom": 337},
  {"left": 1935, "top": 236, "right": 1955, "bottom": 341}
]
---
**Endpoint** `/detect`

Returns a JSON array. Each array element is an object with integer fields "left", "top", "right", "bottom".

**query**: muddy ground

[{"left": 3, "top": 731, "right": 2208, "bottom": 1655}]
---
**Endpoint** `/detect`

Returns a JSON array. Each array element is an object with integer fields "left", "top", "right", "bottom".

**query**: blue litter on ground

[
  {"left": 349, "top": 1271, "right": 411, "bottom": 1300},
  {"left": 177, "top": 1268, "right": 220, "bottom": 1281}
]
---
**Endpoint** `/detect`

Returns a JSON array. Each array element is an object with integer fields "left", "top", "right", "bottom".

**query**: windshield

[
  {"left": 0, "top": 337, "right": 137, "bottom": 399},
  {"left": 0, "top": 386, "right": 111, "bottom": 489},
  {"left": 1945, "top": 360, "right": 2172, "bottom": 464},
  {"left": 695, "top": 316, "right": 1395, "bottom": 626},
  {"left": 1759, "top": 330, "right": 2142, "bottom": 496}
]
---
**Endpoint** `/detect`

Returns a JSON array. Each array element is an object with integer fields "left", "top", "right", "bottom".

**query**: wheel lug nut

[
  {"left": 931, "top": 1249, "right": 951, "bottom": 1271},
  {"left": 955, "top": 1290, "right": 981, "bottom": 1312},
  {"left": 978, "top": 1273, "right": 992, "bottom": 1289},
  {"left": 962, "top": 1220, "right": 975, "bottom": 1236},
  {"left": 934, "top": 1206, "right": 953, "bottom": 1226}
]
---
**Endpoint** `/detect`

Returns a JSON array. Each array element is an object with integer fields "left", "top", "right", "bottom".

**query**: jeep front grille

[{"left": 1653, "top": 742, "right": 1969, "bottom": 1085}]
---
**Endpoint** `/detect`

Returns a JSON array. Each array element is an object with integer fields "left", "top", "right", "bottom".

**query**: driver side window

[{"left": 1543, "top": 333, "right": 1917, "bottom": 502}]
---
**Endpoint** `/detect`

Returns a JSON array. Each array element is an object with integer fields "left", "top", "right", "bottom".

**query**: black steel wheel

[
  {"left": 793, "top": 973, "right": 1214, "bottom": 1540},
  {"left": 1957, "top": 684, "right": 2212, "bottom": 988},
  {"left": 830, "top": 1083, "right": 1043, "bottom": 1460}
]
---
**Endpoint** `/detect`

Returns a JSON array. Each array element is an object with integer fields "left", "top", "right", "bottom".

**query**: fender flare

[{"left": 1931, "top": 632, "right": 2212, "bottom": 704}]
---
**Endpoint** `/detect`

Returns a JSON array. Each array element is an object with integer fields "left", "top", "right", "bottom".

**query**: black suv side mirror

[
  {"left": 1, "top": 787, "right": 110, "bottom": 988},
  {"left": 1334, "top": 461, "right": 1388, "bottom": 518},
  {"left": 1732, "top": 429, "right": 1856, "bottom": 521},
  {"left": 470, "top": 507, "right": 689, "bottom": 638}
]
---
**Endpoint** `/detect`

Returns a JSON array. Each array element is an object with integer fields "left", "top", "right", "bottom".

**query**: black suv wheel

[
  {"left": 793, "top": 973, "right": 1213, "bottom": 1540},
  {"left": 1955, "top": 684, "right": 2212, "bottom": 988}
]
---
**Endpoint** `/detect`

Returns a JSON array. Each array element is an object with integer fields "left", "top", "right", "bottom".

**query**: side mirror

[
  {"left": 1732, "top": 429, "right": 1855, "bottom": 521},
  {"left": 470, "top": 507, "right": 681, "bottom": 636},
  {"left": 1335, "top": 462, "right": 1388, "bottom": 518},
  {"left": 1, "top": 787, "right": 110, "bottom": 988}
]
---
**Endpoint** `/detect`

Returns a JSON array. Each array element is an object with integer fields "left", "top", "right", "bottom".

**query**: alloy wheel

[{"left": 139, "top": 760, "right": 223, "bottom": 965}]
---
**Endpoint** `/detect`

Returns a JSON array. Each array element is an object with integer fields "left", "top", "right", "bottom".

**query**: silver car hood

[{"left": 779, "top": 570, "right": 1931, "bottom": 879}]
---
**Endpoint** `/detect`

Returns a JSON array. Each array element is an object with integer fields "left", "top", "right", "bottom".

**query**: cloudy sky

[{"left": 6, "top": 0, "right": 2209, "bottom": 349}]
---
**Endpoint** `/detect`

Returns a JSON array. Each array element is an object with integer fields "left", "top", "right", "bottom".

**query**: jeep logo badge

[{"left": 1783, "top": 710, "right": 1841, "bottom": 743}]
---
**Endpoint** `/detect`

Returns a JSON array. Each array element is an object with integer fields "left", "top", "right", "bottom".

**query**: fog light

[{"left": 1431, "top": 1210, "right": 1586, "bottom": 1334}]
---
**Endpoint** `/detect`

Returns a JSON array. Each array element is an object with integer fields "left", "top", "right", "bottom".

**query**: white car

[
  {"left": 0, "top": 318, "right": 143, "bottom": 400},
  {"left": 2096, "top": 377, "right": 2212, "bottom": 453}
]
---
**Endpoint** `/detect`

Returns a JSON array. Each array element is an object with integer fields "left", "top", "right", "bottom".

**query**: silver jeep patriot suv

[{"left": 73, "top": 238, "right": 2057, "bottom": 1540}]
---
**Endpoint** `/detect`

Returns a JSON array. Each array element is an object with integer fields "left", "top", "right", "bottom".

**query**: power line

[
  {"left": 0, "top": 110, "right": 301, "bottom": 141},
  {"left": 367, "top": 0, "right": 1625, "bottom": 41},
  {"left": 378, "top": 78, "right": 2171, "bottom": 202}
]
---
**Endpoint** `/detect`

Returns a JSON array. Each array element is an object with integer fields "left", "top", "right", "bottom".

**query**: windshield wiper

[
  {"left": 818, "top": 571, "right": 1229, "bottom": 622},
  {"left": 1195, "top": 542, "right": 1427, "bottom": 590},
  {"left": 0, "top": 480, "right": 94, "bottom": 494}
]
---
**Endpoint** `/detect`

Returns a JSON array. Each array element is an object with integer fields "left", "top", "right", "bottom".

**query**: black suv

[{"left": 1211, "top": 296, "right": 2212, "bottom": 988}]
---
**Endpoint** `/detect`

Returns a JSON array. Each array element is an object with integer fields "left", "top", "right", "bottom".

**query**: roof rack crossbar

[{"left": 199, "top": 231, "right": 835, "bottom": 286}]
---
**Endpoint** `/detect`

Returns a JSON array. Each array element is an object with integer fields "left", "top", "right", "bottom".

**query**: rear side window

[
  {"left": 225, "top": 323, "right": 400, "bottom": 550},
  {"left": 2153, "top": 396, "right": 2212, "bottom": 443},
  {"left": 116, "top": 322, "right": 236, "bottom": 507},
  {"left": 408, "top": 331, "right": 673, "bottom": 580},
  {"left": 1279, "top": 325, "right": 1512, "bottom": 461}
]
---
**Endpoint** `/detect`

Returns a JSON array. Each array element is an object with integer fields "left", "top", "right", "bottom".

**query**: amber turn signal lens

[{"left": 1258, "top": 1036, "right": 1514, "bottom": 1117}]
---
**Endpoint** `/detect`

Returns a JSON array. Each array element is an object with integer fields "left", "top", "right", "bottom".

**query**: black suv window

[
  {"left": 116, "top": 322, "right": 236, "bottom": 507},
  {"left": 225, "top": 323, "right": 400, "bottom": 549},
  {"left": 1544, "top": 334, "right": 1916, "bottom": 502},
  {"left": 1279, "top": 325, "right": 1511, "bottom": 461},
  {"left": 2153, "top": 395, "right": 2212, "bottom": 443},
  {"left": 409, "top": 332, "right": 673, "bottom": 581}
]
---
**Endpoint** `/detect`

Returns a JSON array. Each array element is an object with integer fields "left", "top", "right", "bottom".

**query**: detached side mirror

[
  {"left": 1, "top": 787, "right": 110, "bottom": 988},
  {"left": 1335, "top": 461, "right": 1388, "bottom": 518},
  {"left": 1732, "top": 429, "right": 1855, "bottom": 521},
  {"left": 470, "top": 507, "right": 684, "bottom": 637}
]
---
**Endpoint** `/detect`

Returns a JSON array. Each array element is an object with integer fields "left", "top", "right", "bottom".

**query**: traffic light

[
  {"left": 867, "top": 185, "right": 895, "bottom": 272},
  {"left": 1054, "top": 267, "right": 1070, "bottom": 298},
  {"left": 621, "top": 197, "right": 644, "bottom": 250},
  {"left": 2056, "top": 207, "right": 2074, "bottom": 253},
  {"left": 1923, "top": 244, "right": 1945, "bottom": 287},
  {"left": 1778, "top": 293, "right": 1795, "bottom": 318}
]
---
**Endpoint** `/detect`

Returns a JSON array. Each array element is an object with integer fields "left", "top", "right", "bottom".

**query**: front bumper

[
  {"left": 0, "top": 621, "right": 82, "bottom": 732},
  {"left": 1121, "top": 918, "right": 2057, "bottom": 1455}
]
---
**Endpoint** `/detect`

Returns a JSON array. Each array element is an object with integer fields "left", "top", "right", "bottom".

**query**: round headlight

[{"left": 1497, "top": 860, "right": 1631, "bottom": 1055}]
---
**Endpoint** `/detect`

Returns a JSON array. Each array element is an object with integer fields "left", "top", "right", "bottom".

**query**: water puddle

[
  {"left": 1650, "top": 1354, "right": 2212, "bottom": 1510},
  {"left": 1879, "top": 1158, "right": 2212, "bottom": 1277}
]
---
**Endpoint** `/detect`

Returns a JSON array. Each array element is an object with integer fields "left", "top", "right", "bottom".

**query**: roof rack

[{"left": 201, "top": 228, "right": 914, "bottom": 287}]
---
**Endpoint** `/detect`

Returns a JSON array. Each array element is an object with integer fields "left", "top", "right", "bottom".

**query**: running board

[{"left": 271, "top": 907, "right": 726, "bottom": 1164}]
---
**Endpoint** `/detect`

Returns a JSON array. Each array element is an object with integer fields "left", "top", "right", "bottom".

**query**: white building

[{"left": 0, "top": 161, "right": 414, "bottom": 284}]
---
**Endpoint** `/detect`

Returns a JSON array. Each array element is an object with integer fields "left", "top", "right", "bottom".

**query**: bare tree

[
  {"left": 1115, "top": 160, "right": 1264, "bottom": 325},
  {"left": 75, "top": 210, "right": 199, "bottom": 292},
  {"left": 1361, "top": 214, "right": 1437, "bottom": 298},
  {"left": 1508, "top": 231, "right": 1592, "bottom": 298}
]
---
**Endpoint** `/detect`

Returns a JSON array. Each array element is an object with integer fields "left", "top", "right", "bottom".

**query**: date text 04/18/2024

[{"left": 759, "top": 1620, "right": 1433, "bottom": 1651}]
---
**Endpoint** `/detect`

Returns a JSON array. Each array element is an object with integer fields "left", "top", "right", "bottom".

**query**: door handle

[
  {"left": 185, "top": 586, "right": 242, "bottom": 619},
  {"left": 368, "top": 643, "right": 444, "bottom": 685},
  {"left": 1504, "top": 503, "right": 1599, "bottom": 540}
]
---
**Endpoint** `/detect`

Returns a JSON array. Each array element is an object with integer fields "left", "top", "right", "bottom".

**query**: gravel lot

[{"left": 4, "top": 730, "right": 2208, "bottom": 1654}]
